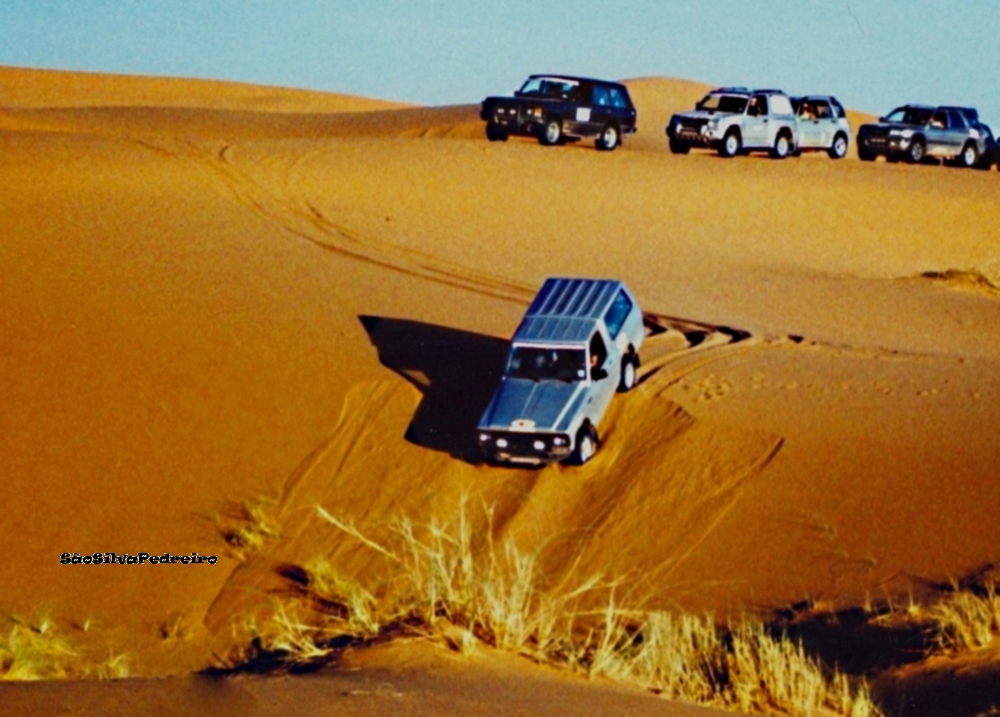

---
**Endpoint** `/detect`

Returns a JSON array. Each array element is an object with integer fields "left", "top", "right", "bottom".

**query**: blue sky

[{"left": 2, "top": 1, "right": 998, "bottom": 128}]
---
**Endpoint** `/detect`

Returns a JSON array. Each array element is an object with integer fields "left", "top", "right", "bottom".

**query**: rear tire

[
  {"left": 669, "top": 137, "right": 690, "bottom": 154},
  {"left": 770, "top": 132, "right": 791, "bottom": 159},
  {"left": 858, "top": 145, "right": 875, "bottom": 162},
  {"left": 618, "top": 354, "right": 639, "bottom": 392},
  {"left": 959, "top": 142, "right": 979, "bottom": 168},
  {"left": 539, "top": 118, "right": 562, "bottom": 146},
  {"left": 719, "top": 130, "right": 741, "bottom": 158},
  {"left": 596, "top": 123, "right": 620, "bottom": 151},
  {"left": 828, "top": 133, "right": 848, "bottom": 159}
]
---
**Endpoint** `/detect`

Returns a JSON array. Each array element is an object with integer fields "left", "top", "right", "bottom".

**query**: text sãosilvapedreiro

[{"left": 477, "top": 278, "right": 644, "bottom": 466}]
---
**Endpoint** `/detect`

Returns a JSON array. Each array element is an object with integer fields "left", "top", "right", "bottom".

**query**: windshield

[
  {"left": 885, "top": 107, "right": 932, "bottom": 125},
  {"left": 696, "top": 94, "right": 748, "bottom": 113},
  {"left": 506, "top": 345, "right": 587, "bottom": 382},
  {"left": 516, "top": 77, "right": 579, "bottom": 99}
]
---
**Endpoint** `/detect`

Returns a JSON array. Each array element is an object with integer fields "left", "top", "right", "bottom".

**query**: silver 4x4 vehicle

[
  {"left": 666, "top": 87, "right": 797, "bottom": 158},
  {"left": 791, "top": 96, "right": 852, "bottom": 159},
  {"left": 477, "top": 278, "right": 644, "bottom": 466},
  {"left": 856, "top": 105, "right": 993, "bottom": 167}
]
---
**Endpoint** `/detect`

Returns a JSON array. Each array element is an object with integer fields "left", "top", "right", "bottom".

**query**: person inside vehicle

[{"left": 799, "top": 102, "right": 815, "bottom": 120}]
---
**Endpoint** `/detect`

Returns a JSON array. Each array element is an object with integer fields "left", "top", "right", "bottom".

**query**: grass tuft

[
  {"left": 930, "top": 582, "right": 1000, "bottom": 653},
  {"left": 1, "top": 616, "right": 76, "bottom": 680},
  {"left": 227, "top": 501, "right": 880, "bottom": 716}
]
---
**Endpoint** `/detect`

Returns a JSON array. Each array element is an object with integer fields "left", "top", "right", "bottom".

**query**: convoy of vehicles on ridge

[
  {"left": 480, "top": 74, "right": 637, "bottom": 151},
  {"left": 480, "top": 73, "right": 997, "bottom": 170},
  {"left": 856, "top": 104, "right": 996, "bottom": 168},
  {"left": 477, "top": 278, "right": 644, "bottom": 466}
]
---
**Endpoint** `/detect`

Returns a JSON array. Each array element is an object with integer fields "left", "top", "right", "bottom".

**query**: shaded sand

[{"left": 2, "top": 66, "right": 1000, "bottom": 713}]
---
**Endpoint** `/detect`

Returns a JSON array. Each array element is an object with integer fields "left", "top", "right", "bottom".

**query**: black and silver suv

[
  {"left": 480, "top": 74, "right": 637, "bottom": 151},
  {"left": 666, "top": 87, "right": 797, "bottom": 158},
  {"left": 856, "top": 105, "right": 993, "bottom": 167}
]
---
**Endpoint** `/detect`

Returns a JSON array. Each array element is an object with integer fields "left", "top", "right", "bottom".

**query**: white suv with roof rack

[{"left": 666, "top": 87, "right": 798, "bottom": 158}]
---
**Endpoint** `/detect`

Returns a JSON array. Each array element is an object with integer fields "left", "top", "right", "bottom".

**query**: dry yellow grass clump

[
  {"left": 0, "top": 616, "right": 128, "bottom": 681},
  {"left": 230, "top": 502, "right": 880, "bottom": 717},
  {"left": 930, "top": 582, "right": 1000, "bottom": 654}
]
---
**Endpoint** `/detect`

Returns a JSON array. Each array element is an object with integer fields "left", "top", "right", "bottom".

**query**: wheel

[
  {"left": 539, "top": 118, "right": 562, "bottom": 146},
  {"left": 770, "top": 133, "right": 791, "bottom": 159},
  {"left": 485, "top": 123, "right": 508, "bottom": 142},
  {"left": 959, "top": 142, "right": 979, "bottom": 168},
  {"left": 618, "top": 354, "right": 639, "bottom": 392},
  {"left": 669, "top": 137, "right": 690, "bottom": 154},
  {"left": 596, "top": 123, "right": 619, "bottom": 151},
  {"left": 906, "top": 138, "right": 925, "bottom": 164},
  {"left": 719, "top": 130, "right": 741, "bottom": 158},
  {"left": 569, "top": 424, "right": 598, "bottom": 465},
  {"left": 857, "top": 146, "right": 875, "bottom": 162},
  {"left": 828, "top": 133, "right": 848, "bottom": 160}
]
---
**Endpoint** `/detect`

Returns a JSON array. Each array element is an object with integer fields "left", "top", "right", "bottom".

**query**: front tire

[
  {"left": 569, "top": 423, "right": 598, "bottom": 466},
  {"left": 907, "top": 138, "right": 926, "bottom": 164},
  {"left": 858, "top": 145, "right": 875, "bottom": 161},
  {"left": 485, "top": 123, "right": 508, "bottom": 142},
  {"left": 770, "top": 132, "right": 792, "bottom": 159},
  {"left": 596, "top": 123, "right": 620, "bottom": 151},
  {"left": 828, "top": 133, "right": 849, "bottom": 160},
  {"left": 719, "top": 130, "right": 741, "bottom": 158},
  {"left": 669, "top": 137, "right": 690, "bottom": 154},
  {"left": 539, "top": 118, "right": 562, "bottom": 146}
]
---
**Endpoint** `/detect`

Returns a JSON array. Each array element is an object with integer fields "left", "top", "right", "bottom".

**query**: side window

[
  {"left": 930, "top": 111, "right": 947, "bottom": 129},
  {"left": 603, "top": 290, "right": 633, "bottom": 340},
  {"left": 609, "top": 87, "right": 629, "bottom": 108},
  {"left": 589, "top": 332, "right": 608, "bottom": 370},
  {"left": 831, "top": 99, "right": 846, "bottom": 119},
  {"left": 947, "top": 110, "right": 966, "bottom": 129},
  {"left": 749, "top": 95, "right": 768, "bottom": 116},
  {"left": 815, "top": 101, "right": 832, "bottom": 119},
  {"left": 593, "top": 85, "right": 611, "bottom": 107}
]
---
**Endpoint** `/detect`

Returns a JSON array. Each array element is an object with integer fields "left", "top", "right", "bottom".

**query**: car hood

[
  {"left": 478, "top": 378, "right": 587, "bottom": 433},
  {"left": 672, "top": 110, "right": 733, "bottom": 122},
  {"left": 860, "top": 121, "right": 920, "bottom": 132}
]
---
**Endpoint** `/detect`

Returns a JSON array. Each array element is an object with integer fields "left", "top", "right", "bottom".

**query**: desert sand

[{"left": 1, "top": 66, "right": 999, "bottom": 714}]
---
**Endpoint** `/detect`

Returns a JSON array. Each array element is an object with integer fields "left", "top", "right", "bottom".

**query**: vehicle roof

[
  {"left": 794, "top": 95, "right": 841, "bottom": 101},
  {"left": 527, "top": 74, "right": 626, "bottom": 88},
  {"left": 709, "top": 87, "right": 787, "bottom": 96},
  {"left": 513, "top": 278, "right": 629, "bottom": 345}
]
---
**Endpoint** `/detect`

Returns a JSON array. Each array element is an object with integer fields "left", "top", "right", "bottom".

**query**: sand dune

[{"left": 1, "top": 67, "right": 999, "bottom": 714}]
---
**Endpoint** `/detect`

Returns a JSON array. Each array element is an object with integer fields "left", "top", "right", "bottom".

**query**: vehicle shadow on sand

[{"left": 360, "top": 315, "right": 509, "bottom": 464}]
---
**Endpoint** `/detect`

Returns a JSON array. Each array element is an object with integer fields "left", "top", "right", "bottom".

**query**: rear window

[
  {"left": 604, "top": 290, "right": 633, "bottom": 340},
  {"left": 609, "top": 87, "right": 630, "bottom": 109}
]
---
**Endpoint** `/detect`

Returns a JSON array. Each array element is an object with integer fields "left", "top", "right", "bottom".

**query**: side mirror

[{"left": 878, "top": 116, "right": 886, "bottom": 122}]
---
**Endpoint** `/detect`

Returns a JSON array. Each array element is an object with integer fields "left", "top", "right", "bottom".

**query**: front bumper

[
  {"left": 667, "top": 119, "right": 723, "bottom": 145},
  {"left": 477, "top": 430, "right": 572, "bottom": 465}
]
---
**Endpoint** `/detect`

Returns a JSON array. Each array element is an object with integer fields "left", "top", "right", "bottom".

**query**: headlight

[
  {"left": 495, "top": 438, "right": 508, "bottom": 448},
  {"left": 553, "top": 436, "right": 567, "bottom": 447},
  {"left": 890, "top": 129, "right": 914, "bottom": 138},
  {"left": 479, "top": 433, "right": 489, "bottom": 442},
  {"left": 533, "top": 440, "right": 545, "bottom": 451}
]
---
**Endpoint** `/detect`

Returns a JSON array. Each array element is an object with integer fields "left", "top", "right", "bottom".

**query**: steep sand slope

[{"left": 1, "top": 69, "right": 999, "bottom": 691}]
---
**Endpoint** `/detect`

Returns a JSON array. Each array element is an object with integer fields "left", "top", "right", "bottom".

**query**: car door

[
  {"left": 813, "top": 100, "right": 837, "bottom": 147},
  {"left": 568, "top": 82, "right": 596, "bottom": 136},
  {"left": 946, "top": 110, "right": 969, "bottom": 155},
  {"left": 589, "top": 84, "right": 614, "bottom": 133},
  {"left": 743, "top": 94, "right": 769, "bottom": 147},
  {"left": 925, "top": 110, "right": 950, "bottom": 156},
  {"left": 585, "top": 330, "right": 617, "bottom": 428},
  {"left": 796, "top": 100, "right": 822, "bottom": 148}
]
